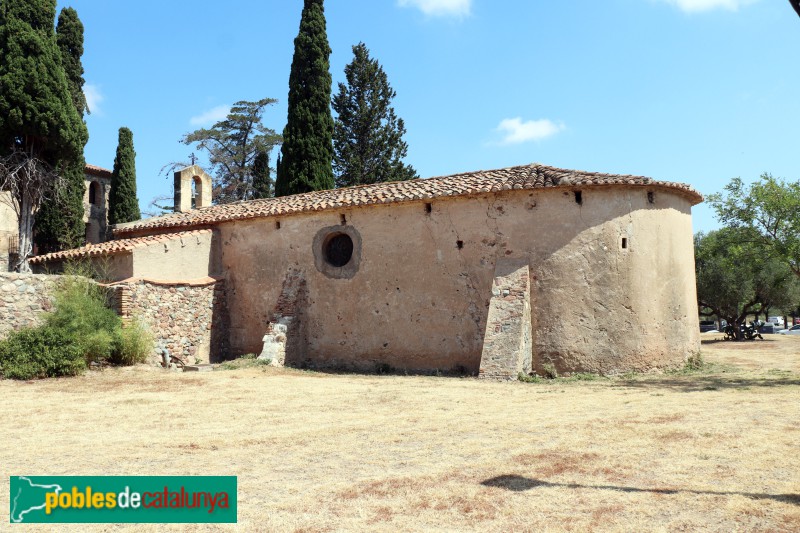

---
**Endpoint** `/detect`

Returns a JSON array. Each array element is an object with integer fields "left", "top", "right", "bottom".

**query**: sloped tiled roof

[
  {"left": 114, "top": 163, "right": 703, "bottom": 237},
  {"left": 84, "top": 163, "right": 112, "bottom": 178},
  {"left": 29, "top": 230, "right": 211, "bottom": 264}
]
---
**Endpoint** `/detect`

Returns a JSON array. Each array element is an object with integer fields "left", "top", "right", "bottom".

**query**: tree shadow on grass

[
  {"left": 700, "top": 338, "right": 778, "bottom": 346},
  {"left": 614, "top": 375, "right": 800, "bottom": 393},
  {"left": 481, "top": 475, "right": 800, "bottom": 505}
]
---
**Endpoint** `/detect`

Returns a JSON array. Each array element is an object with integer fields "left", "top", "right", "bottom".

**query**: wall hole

[
  {"left": 456, "top": 240, "right": 464, "bottom": 250},
  {"left": 574, "top": 191, "right": 583, "bottom": 205},
  {"left": 340, "top": 214, "right": 347, "bottom": 225},
  {"left": 88, "top": 181, "right": 100, "bottom": 206},
  {"left": 324, "top": 233, "right": 354, "bottom": 267},
  {"left": 647, "top": 191, "right": 655, "bottom": 204},
  {"left": 425, "top": 202, "right": 432, "bottom": 214},
  {"left": 275, "top": 220, "right": 281, "bottom": 230},
  {"left": 621, "top": 237, "right": 628, "bottom": 250}
]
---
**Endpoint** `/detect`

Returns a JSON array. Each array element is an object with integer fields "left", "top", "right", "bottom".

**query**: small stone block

[{"left": 183, "top": 364, "right": 214, "bottom": 372}]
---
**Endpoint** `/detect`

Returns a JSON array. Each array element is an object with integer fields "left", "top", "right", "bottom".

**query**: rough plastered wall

[
  {"left": 217, "top": 185, "right": 699, "bottom": 375},
  {"left": 113, "top": 279, "right": 229, "bottom": 365},
  {"left": 34, "top": 253, "right": 134, "bottom": 280},
  {"left": 0, "top": 273, "right": 59, "bottom": 337},
  {"left": 0, "top": 192, "right": 17, "bottom": 272},
  {"left": 130, "top": 231, "right": 213, "bottom": 281}
]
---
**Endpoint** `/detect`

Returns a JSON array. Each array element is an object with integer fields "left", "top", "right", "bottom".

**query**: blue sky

[{"left": 56, "top": 0, "right": 799, "bottom": 232}]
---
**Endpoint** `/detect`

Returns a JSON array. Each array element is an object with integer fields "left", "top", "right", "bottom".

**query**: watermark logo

[{"left": 9, "top": 476, "right": 237, "bottom": 523}]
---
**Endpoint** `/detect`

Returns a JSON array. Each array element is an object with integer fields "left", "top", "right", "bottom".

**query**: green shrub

[
  {"left": 0, "top": 326, "right": 85, "bottom": 380},
  {"left": 45, "top": 276, "right": 120, "bottom": 342},
  {"left": 542, "top": 362, "right": 558, "bottom": 379},
  {"left": 110, "top": 319, "right": 152, "bottom": 366},
  {"left": 686, "top": 352, "right": 704, "bottom": 371},
  {"left": 0, "top": 275, "right": 154, "bottom": 380},
  {"left": 83, "top": 330, "right": 115, "bottom": 364}
]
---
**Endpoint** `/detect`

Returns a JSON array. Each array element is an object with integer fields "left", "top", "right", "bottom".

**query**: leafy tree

[
  {"left": 108, "top": 127, "right": 141, "bottom": 224},
  {"left": 35, "top": 6, "right": 89, "bottom": 254},
  {"left": 252, "top": 148, "right": 272, "bottom": 199},
  {"left": 0, "top": 0, "right": 86, "bottom": 271},
  {"left": 695, "top": 228, "right": 799, "bottom": 337},
  {"left": 275, "top": 0, "right": 334, "bottom": 197},
  {"left": 755, "top": 255, "right": 800, "bottom": 321},
  {"left": 332, "top": 42, "right": 417, "bottom": 188},
  {"left": 181, "top": 99, "right": 281, "bottom": 203},
  {"left": 708, "top": 174, "right": 800, "bottom": 278}
]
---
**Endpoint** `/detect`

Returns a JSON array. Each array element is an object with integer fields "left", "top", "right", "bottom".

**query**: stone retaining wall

[
  {"left": 112, "top": 279, "right": 229, "bottom": 365},
  {"left": 1, "top": 273, "right": 230, "bottom": 368},
  {"left": 0, "top": 273, "right": 60, "bottom": 337}
]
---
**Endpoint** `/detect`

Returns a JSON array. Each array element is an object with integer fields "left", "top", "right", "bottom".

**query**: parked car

[
  {"left": 778, "top": 325, "right": 800, "bottom": 335},
  {"left": 699, "top": 320, "right": 718, "bottom": 333},
  {"left": 759, "top": 323, "right": 777, "bottom": 334},
  {"left": 767, "top": 316, "right": 785, "bottom": 328}
]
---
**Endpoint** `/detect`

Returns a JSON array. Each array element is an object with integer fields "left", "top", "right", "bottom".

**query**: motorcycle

[
  {"left": 741, "top": 321, "right": 764, "bottom": 341},
  {"left": 724, "top": 321, "right": 764, "bottom": 341}
]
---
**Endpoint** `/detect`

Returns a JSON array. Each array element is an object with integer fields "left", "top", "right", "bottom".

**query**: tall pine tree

[
  {"left": 274, "top": 0, "right": 334, "bottom": 197},
  {"left": 0, "top": 0, "right": 86, "bottom": 268},
  {"left": 108, "top": 127, "right": 140, "bottom": 224},
  {"left": 252, "top": 148, "right": 272, "bottom": 199},
  {"left": 332, "top": 42, "right": 417, "bottom": 188},
  {"left": 181, "top": 98, "right": 280, "bottom": 203},
  {"left": 35, "top": 6, "right": 89, "bottom": 254}
]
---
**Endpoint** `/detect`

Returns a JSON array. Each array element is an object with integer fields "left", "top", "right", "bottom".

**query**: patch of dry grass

[{"left": 0, "top": 336, "right": 798, "bottom": 531}]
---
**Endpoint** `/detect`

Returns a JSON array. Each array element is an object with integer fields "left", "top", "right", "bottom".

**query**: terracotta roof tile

[
  {"left": 29, "top": 230, "right": 211, "bottom": 264},
  {"left": 84, "top": 163, "right": 112, "bottom": 178},
  {"left": 114, "top": 163, "right": 703, "bottom": 237}
]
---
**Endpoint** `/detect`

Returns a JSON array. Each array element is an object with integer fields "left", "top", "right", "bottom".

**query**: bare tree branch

[{"left": 0, "top": 151, "right": 63, "bottom": 272}]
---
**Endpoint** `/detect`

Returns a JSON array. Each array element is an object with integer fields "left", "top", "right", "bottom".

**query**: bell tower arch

[{"left": 174, "top": 165, "right": 212, "bottom": 213}]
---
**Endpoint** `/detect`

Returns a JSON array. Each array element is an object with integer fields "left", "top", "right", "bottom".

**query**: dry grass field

[{"left": 1, "top": 334, "right": 799, "bottom": 532}]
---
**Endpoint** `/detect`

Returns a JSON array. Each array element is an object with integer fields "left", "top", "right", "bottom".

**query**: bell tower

[{"left": 174, "top": 165, "right": 212, "bottom": 213}]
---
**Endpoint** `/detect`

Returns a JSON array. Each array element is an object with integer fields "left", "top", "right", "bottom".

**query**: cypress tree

[
  {"left": 0, "top": 0, "right": 85, "bottom": 161},
  {"left": 333, "top": 42, "right": 417, "bottom": 188},
  {"left": 0, "top": 0, "right": 87, "bottom": 265},
  {"left": 35, "top": 6, "right": 89, "bottom": 253},
  {"left": 252, "top": 148, "right": 272, "bottom": 199},
  {"left": 108, "top": 127, "right": 140, "bottom": 224},
  {"left": 34, "top": 154, "right": 86, "bottom": 253},
  {"left": 274, "top": 0, "right": 334, "bottom": 197},
  {"left": 56, "top": 7, "right": 87, "bottom": 116}
]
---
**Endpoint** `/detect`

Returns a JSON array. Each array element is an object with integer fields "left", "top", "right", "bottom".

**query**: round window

[{"left": 324, "top": 233, "right": 354, "bottom": 267}]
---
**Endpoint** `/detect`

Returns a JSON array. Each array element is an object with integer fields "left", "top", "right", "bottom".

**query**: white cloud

[
  {"left": 658, "top": 0, "right": 759, "bottom": 12},
  {"left": 495, "top": 117, "right": 565, "bottom": 145},
  {"left": 397, "top": 0, "right": 471, "bottom": 18},
  {"left": 189, "top": 105, "right": 230, "bottom": 126},
  {"left": 83, "top": 84, "right": 103, "bottom": 116}
]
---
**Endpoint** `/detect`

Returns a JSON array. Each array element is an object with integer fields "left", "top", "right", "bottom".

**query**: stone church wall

[{"left": 217, "top": 186, "right": 699, "bottom": 375}]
